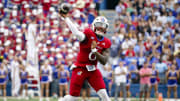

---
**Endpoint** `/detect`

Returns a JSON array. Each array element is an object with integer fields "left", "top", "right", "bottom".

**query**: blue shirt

[
  {"left": 125, "top": 57, "right": 137, "bottom": 66},
  {"left": 110, "top": 43, "right": 120, "bottom": 57},
  {"left": 88, "top": 13, "right": 95, "bottom": 24},
  {"left": 167, "top": 16, "right": 175, "bottom": 23},
  {"left": 153, "top": 41, "right": 163, "bottom": 53},
  {"left": 172, "top": 18, "right": 180, "bottom": 25},
  {"left": 129, "top": 64, "right": 137, "bottom": 79},
  {"left": 155, "top": 62, "right": 168, "bottom": 73},
  {"left": 53, "top": 69, "right": 58, "bottom": 79},
  {"left": 51, "top": 65, "right": 58, "bottom": 79},
  {"left": 134, "top": 44, "right": 141, "bottom": 54},
  {"left": 138, "top": 15, "right": 149, "bottom": 21},
  {"left": 150, "top": 57, "right": 159, "bottom": 64},
  {"left": 137, "top": 57, "right": 146, "bottom": 66}
]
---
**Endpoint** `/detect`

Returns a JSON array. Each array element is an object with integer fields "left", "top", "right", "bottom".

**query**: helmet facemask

[
  {"left": 92, "top": 16, "right": 109, "bottom": 37},
  {"left": 94, "top": 27, "right": 106, "bottom": 36}
]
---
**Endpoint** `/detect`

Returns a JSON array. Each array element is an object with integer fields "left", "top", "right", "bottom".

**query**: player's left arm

[
  {"left": 94, "top": 48, "right": 110, "bottom": 65},
  {"left": 176, "top": 71, "right": 179, "bottom": 78}
]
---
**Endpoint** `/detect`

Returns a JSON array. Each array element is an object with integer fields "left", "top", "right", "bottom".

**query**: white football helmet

[{"left": 92, "top": 16, "right": 109, "bottom": 36}]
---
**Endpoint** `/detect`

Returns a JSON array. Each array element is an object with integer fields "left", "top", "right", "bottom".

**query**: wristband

[
  {"left": 91, "top": 48, "right": 97, "bottom": 53},
  {"left": 89, "top": 52, "right": 96, "bottom": 61}
]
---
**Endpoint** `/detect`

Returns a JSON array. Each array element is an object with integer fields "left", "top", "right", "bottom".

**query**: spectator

[
  {"left": 9, "top": 6, "right": 20, "bottom": 25},
  {"left": 149, "top": 63, "right": 159, "bottom": 99},
  {"left": 81, "top": 80, "right": 91, "bottom": 101},
  {"left": 27, "top": 18, "right": 38, "bottom": 65},
  {"left": 121, "top": 37, "right": 133, "bottom": 55},
  {"left": 97, "top": 62, "right": 110, "bottom": 96},
  {"left": 139, "top": 62, "right": 152, "bottom": 101},
  {"left": 41, "top": 0, "right": 51, "bottom": 17},
  {"left": 115, "top": 1, "right": 125, "bottom": 18},
  {"left": 109, "top": 36, "right": 120, "bottom": 65},
  {"left": 144, "top": 37, "right": 153, "bottom": 56},
  {"left": 162, "top": 43, "right": 171, "bottom": 61},
  {"left": 172, "top": 13, "right": 180, "bottom": 26},
  {"left": 50, "top": 64, "right": 59, "bottom": 99},
  {"left": 137, "top": 51, "right": 146, "bottom": 69},
  {"left": 134, "top": 40, "right": 145, "bottom": 56},
  {"left": 11, "top": 0, "right": 21, "bottom": 8},
  {"left": 0, "top": 3, "right": 6, "bottom": 21},
  {"left": 114, "top": 61, "right": 127, "bottom": 101},
  {"left": 167, "top": 11, "right": 175, "bottom": 24},
  {"left": 107, "top": 66, "right": 113, "bottom": 96},
  {"left": 51, "top": 0, "right": 60, "bottom": 8},
  {"left": 11, "top": 55, "right": 21, "bottom": 97},
  {"left": 153, "top": 35, "right": 163, "bottom": 54},
  {"left": 87, "top": 4, "right": 97, "bottom": 25},
  {"left": 31, "top": 0, "right": 40, "bottom": 8},
  {"left": 149, "top": 51, "right": 160, "bottom": 64},
  {"left": 94, "top": 0, "right": 101, "bottom": 15},
  {"left": 175, "top": 51, "right": 180, "bottom": 69},
  {"left": 174, "top": 37, "right": 180, "bottom": 52},
  {"left": 166, "top": 64, "right": 179, "bottom": 100},
  {"left": 0, "top": 59, "right": 8, "bottom": 101},
  {"left": 40, "top": 60, "right": 51, "bottom": 101},
  {"left": 155, "top": 57, "right": 168, "bottom": 84},
  {"left": 128, "top": 60, "right": 138, "bottom": 83},
  {"left": 124, "top": 50, "right": 136, "bottom": 66},
  {"left": 19, "top": 63, "right": 28, "bottom": 100},
  {"left": 22, "top": 12, "right": 32, "bottom": 24},
  {"left": 126, "top": 71, "right": 131, "bottom": 100},
  {"left": 58, "top": 64, "right": 69, "bottom": 100},
  {"left": 22, "top": 4, "right": 32, "bottom": 17},
  {"left": 125, "top": 45, "right": 135, "bottom": 57}
]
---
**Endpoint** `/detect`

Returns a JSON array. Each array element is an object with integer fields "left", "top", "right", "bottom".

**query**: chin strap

[{"left": 95, "top": 31, "right": 105, "bottom": 37}]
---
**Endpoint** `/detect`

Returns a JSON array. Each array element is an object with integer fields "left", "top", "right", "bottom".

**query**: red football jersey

[
  {"left": 74, "top": 28, "right": 111, "bottom": 67},
  {"left": 11, "top": 0, "right": 22, "bottom": 4},
  {"left": 51, "top": 0, "right": 59, "bottom": 5},
  {"left": 31, "top": 0, "right": 39, "bottom": 5},
  {"left": 41, "top": 0, "right": 51, "bottom": 11},
  {"left": 67, "top": 0, "right": 77, "bottom": 4}
]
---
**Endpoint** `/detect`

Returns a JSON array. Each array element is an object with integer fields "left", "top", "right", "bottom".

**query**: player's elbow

[
  {"left": 75, "top": 31, "right": 85, "bottom": 42},
  {"left": 100, "top": 58, "right": 108, "bottom": 65},
  {"left": 101, "top": 61, "right": 106, "bottom": 65}
]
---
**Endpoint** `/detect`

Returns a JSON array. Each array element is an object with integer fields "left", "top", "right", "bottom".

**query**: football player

[{"left": 59, "top": 3, "right": 111, "bottom": 101}]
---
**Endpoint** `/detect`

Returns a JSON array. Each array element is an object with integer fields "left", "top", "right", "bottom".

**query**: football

[{"left": 59, "top": 3, "right": 70, "bottom": 15}]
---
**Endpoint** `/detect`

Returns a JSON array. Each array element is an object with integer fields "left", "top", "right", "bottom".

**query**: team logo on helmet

[{"left": 100, "top": 17, "right": 105, "bottom": 22}]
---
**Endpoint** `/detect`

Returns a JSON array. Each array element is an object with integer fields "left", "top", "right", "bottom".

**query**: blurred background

[{"left": 0, "top": 0, "right": 180, "bottom": 100}]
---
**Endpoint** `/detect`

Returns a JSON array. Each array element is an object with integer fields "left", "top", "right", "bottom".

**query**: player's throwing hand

[{"left": 59, "top": 3, "right": 70, "bottom": 18}]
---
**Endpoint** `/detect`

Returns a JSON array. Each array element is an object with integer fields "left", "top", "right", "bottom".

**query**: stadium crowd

[
  {"left": 0, "top": 0, "right": 180, "bottom": 101},
  {"left": 110, "top": 0, "right": 180, "bottom": 100}
]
